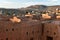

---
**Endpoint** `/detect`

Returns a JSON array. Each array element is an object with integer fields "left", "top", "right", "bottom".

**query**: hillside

[{"left": 0, "top": 5, "right": 60, "bottom": 15}]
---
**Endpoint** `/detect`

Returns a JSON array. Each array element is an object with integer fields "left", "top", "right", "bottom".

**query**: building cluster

[
  {"left": 41, "top": 8, "right": 60, "bottom": 19},
  {"left": 0, "top": 8, "right": 60, "bottom": 40}
]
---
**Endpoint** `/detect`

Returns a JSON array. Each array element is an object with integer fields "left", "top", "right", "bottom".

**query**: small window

[
  {"left": 12, "top": 28, "right": 14, "bottom": 31},
  {"left": 47, "top": 31, "right": 49, "bottom": 33},
  {"left": 47, "top": 36, "right": 53, "bottom": 40},
  {"left": 26, "top": 32, "right": 28, "bottom": 35},
  {"left": 6, "top": 38, "right": 8, "bottom": 40},
  {"left": 6, "top": 29, "right": 8, "bottom": 31},
  {"left": 30, "top": 37, "right": 33, "bottom": 40},
  {"left": 54, "top": 32, "right": 56, "bottom": 35}
]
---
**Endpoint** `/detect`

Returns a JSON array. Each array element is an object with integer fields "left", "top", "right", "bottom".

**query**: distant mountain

[
  {"left": 27, "top": 5, "right": 47, "bottom": 10},
  {"left": 19, "top": 5, "right": 48, "bottom": 12},
  {"left": 0, "top": 5, "right": 60, "bottom": 15},
  {"left": 19, "top": 5, "right": 60, "bottom": 12}
]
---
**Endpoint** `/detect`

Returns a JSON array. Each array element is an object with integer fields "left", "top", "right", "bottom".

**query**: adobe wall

[
  {"left": 42, "top": 23, "right": 60, "bottom": 40},
  {"left": 0, "top": 20, "right": 41, "bottom": 40}
]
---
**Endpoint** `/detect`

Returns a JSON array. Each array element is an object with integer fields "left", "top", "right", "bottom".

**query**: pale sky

[{"left": 0, "top": 0, "right": 60, "bottom": 8}]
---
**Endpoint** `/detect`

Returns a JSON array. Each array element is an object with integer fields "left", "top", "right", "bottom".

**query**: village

[{"left": 0, "top": 8, "right": 60, "bottom": 40}]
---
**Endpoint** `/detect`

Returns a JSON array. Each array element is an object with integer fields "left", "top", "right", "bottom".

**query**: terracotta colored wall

[
  {"left": 42, "top": 23, "right": 60, "bottom": 40},
  {"left": 0, "top": 21, "right": 41, "bottom": 40}
]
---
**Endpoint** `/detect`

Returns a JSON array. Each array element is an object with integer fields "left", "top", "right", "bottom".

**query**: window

[
  {"left": 54, "top": 32, "right": 56, "bottom": 35},
  {"left": 6, "top": 38, "right": 8, "bottom": 40},
  {"left": 30, "top": 37, "right": 33, "bottom": 40},
  {"left": 26, "top": 32, "right": 28, "bottom": 35},
  {"left": 47, "top": 31, "right": 49, "bottom": 33},
  {"left": 12, "top": 28, "right": 14, "bottom": 31},
  {"left": 6, "top": 29, "right": 8, "bottom": 31},
  {"left": 47, "top": 36, "right": 53, "bottom": 40}
]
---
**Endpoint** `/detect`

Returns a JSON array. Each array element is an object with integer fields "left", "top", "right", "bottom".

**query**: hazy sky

[{"left": 0, "top": 0, "right": 60, "bottom": 8}]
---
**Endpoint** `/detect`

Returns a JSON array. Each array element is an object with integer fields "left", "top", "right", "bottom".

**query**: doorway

[{"left": 47, "top": 36, "right": 53, "bottom": 40}]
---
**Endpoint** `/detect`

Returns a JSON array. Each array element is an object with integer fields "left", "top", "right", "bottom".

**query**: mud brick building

[
  {"left": 0, "top": 20, "right": 41, "bottom": 40},
  {"left": 41, "top": 20, "right": 60, "bottom": 40}
]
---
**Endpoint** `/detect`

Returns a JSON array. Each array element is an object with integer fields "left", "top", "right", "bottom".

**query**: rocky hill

[
  {"left": 20, "top": 5, "right": 60, "bottom": 12},
  {"left": 0, "top": 5, "right": 60, "bottom": 15}
]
